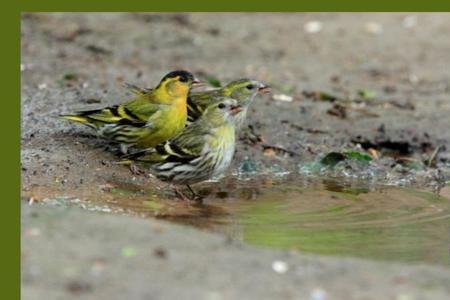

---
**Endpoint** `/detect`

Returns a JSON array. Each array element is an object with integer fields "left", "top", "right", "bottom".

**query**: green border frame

[
  {"left": 8, "top": 1, "right": 450, "bottom": 300},
  {"left": 3, "top": 7, "right": 20, "bottom": 300},
  {"left": 16, "top": 0, "right": 450, "bottom": 12}
]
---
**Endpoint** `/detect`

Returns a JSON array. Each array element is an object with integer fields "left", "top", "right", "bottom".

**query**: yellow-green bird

[
  {"left": 187, "top": 78, "right": 270, "bottom": 129},
  {"left": 128, "top": 78, "right": 270, "bottom": 130},
  {"left": 126, "top": 97, "right": 242, "bottom": 201},
  {"left": 60, "top": 70, "right": 200, "bottom": 153}
]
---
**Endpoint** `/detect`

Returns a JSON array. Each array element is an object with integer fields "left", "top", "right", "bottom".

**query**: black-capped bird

[
  {"left": 123, "top": 78, "right": 270, "bottom": 131},
  {"left": 60, "top": 70, "right": 200, "bottom": 153}
]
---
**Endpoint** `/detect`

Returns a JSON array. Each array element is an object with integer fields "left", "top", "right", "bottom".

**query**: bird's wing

[
  {"left": 122, "top": 97, "right": 162, "bottom": 122},
  {"left": 72, "top": 105, "right": 141, "bottom": 124},
  {"left": 62, "top": 81, "right": 166, "bottom": 129},
  {"left": 163, "top": 123, "right": 207, "bottom": 157},
  {"left": 187, "top": 90, "right": 220, "bottom": 122},
  {"left": 124, "top": 82, "right": 152, "bottom": 95},
  {"left": 126, "top": 122, "right": 207, "bottom": 163}
]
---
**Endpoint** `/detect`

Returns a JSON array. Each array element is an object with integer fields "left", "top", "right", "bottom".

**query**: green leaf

[
  {"left": 63, "top": 72, "right": 79, "bottom": 81},
  {"left": 206, "top": 77, "right": 222, "bottom": 88},
  {"left": 344, "top": 151, "right": 372, "bottom": 162},
  {"left": 320, "top": 152, "right": 346, "bottom": 167},
  {"left": 318, "top": 91, "right": 339, "bottom": 102},
  {"left": 121, "top": 247, "right": 137, "bottom": 257},
  {"left": 357, "top": 89, "right": 377, "bottom": 100},
  {"left": 402, "top": 161, "right": 424, "bottom": 171}
]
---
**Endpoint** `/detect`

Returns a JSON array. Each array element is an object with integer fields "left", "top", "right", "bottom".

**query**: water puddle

[{"left": 38, "top": 175, "right": 450, "bottom": 266}]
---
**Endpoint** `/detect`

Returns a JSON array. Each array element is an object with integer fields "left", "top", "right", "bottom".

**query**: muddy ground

[
  {"left": 21, "top": 13, "right": 450, "bottom": 299},
  {"left": 21, "top": 13, "right": 450, "bottom": 197}
]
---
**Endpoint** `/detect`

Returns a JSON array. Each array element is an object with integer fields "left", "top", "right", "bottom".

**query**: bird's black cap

[{"left": 161, "top": 70, "right": 195, "bottom": 83}]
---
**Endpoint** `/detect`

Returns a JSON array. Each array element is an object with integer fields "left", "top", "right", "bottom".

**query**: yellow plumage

[{"left": 60, "top": 70, "right": 199, "bottom": 152}]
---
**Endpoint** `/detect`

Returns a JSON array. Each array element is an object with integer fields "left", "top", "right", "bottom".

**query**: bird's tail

[
  {"left": 59, "top": 113, "right": 100, "bottom": 129},
  {"left": 59, "top": 114, "right": 89, "bottom": 123},
  {"left": 121, "top": 148, "right": 162, "bottom": 163}
]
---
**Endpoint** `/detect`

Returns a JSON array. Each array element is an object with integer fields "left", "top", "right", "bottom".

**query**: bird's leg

[
  {"left": 174, "top": 187, "right": 191, "bottom": 202},
  {"left": 111, "top": 159, "right": 146, "bottom": 176},
  {"left": 173, "top": 185, "right": 203, "bottom": 203},
  {"left": 129, "top": 163, "right": 146, "bottom": 176},
  {"left": 186, "top": 185, "right": 203, "bottom": 202}
]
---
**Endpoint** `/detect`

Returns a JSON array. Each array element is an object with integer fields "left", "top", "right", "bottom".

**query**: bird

[
  {"left": 60, "top": 70, "right": 200, "bottom": 153},
  {"left": 125, "top": 97, "right": 242, "bottom": 201},
  {"left": 187, "top": 78, "right": 270, "bottom": 130},
  {"left": 122, "top": 78, "right": 270, "bottom": 130}
]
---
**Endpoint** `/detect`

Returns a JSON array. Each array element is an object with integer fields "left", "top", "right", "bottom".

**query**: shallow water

[{"left": 42, "top": 175, "right": 450, "bottom": 266}]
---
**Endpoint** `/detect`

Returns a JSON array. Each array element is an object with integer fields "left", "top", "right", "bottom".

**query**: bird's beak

[
  {"left": 230, "top": 105, "right": 243, "bottom": 115},
  {"left": 258, "top": 84, "right": 271, "bottom": 94},
  {"left": 192, "top": 77, "right": 203, "bottom": 87}
]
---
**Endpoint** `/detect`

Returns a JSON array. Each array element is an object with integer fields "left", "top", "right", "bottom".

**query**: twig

[
  {"left": 261, "top": 144, "right": 299, "bottom": 157},
  {"left": 428, "top": 145, "right": 442, "bottom": 168}
]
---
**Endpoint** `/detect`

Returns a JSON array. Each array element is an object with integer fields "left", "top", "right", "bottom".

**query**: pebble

[
  {"left": 402, "top": 16, "right": 417, "bottom": 29},
  {"left": 38, "top": 83, "right": 47, "bottom": 90},
  {"left": 25, "top": 227, "right": 41, "bottom": 237},
  {"left": 272, "top": 260, "right": 289, "bottom": 274},
  {"left": 273, "top": 94, "right": 293, "bottom": 102},
  {"left": 365, "top": 22, "right": 383, "bottom": 34},
  {"left": 304, "top": 21, "right": 323, "bottom": 33}
]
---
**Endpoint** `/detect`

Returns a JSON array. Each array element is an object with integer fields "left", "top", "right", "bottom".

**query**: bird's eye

[
  {"left": 179, "top": 76, "right": 187, "bottom": 83},
  {"left": 218, "top": 103, "right": 226, "bottom": 109},
  {"left": 246, "top": 84, "right": 255, "bottom": 90}
]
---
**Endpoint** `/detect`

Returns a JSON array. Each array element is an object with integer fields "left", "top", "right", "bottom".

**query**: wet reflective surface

[{"left": 41, "top": 175, "right": 450, "bottom": 266}]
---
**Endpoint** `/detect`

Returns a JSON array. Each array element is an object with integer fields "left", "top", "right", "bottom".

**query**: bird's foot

[
  {"left": 174, "top": 187, "right": 192, "bottom": 202},
  {"left": 186, "top": 185, "right": 204, "bottom": 203},
  {"left": 174, "top": 186, "right": 203, "bottom": 204},
  {"left": 111, "top": 159, "right": 147, "bottom": 176},
  {"left": 129, "top": 163, "right": 146, "bottom": 176}
]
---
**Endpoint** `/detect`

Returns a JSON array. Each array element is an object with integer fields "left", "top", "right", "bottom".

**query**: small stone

[
  {"left": 153, "top": 247, "right": 167, "bottom": 259},
  {"left": 38, "top": 83, "right": 47, "bottom": 90},
  {"left": 263, "top": 148, "right": 276, "bottom": 157},
  {"left": 402, "top": 15, "right": 417, "bottom": 29},
  {"left": 273, "top": 94, "right": 293, "bottom": 102},
  {"left": 409, "top": 74, "right": 419, "bottom": 84},
  {"left": 272, "top": 260, "right": 289, "bottom": 274},
  {"left": 25, "top": 227, "right": 41, "bottom": 237},
  {"left": 28, "top": 196, "right": 37, "bottom": 205},
  {"left": 304, "top": 21, "right": 322, "bottom": 33},
  {"left": 365, "top": 22, "right": 383, "bottom": 34},
  {"left": 91, "top": 259, "right": 105, "bottom": 276}
]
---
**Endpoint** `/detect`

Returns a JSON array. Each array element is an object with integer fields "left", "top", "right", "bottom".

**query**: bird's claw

[
  {"left": 129, "top": 164, "right": 146, "bottom": 176},
  {"left": 174, "top": 187, "right": 203, "bottom": 203}
]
